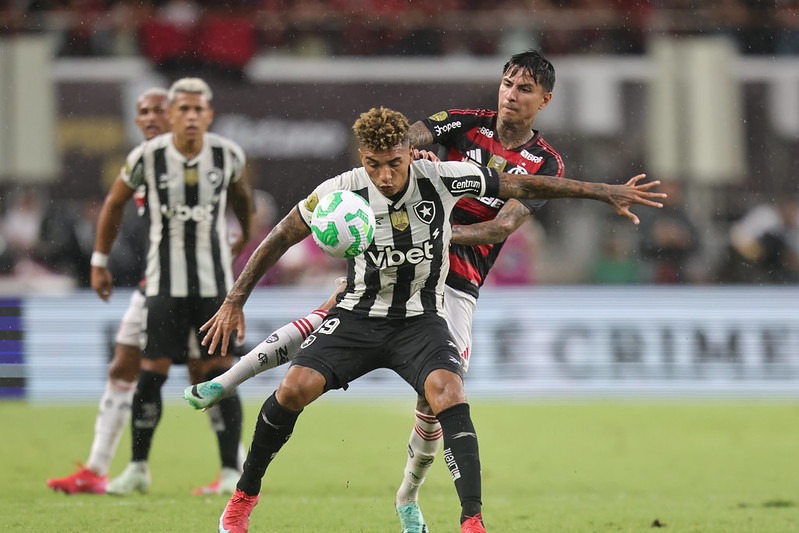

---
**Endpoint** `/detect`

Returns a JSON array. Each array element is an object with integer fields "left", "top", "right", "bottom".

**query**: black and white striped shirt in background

[
  {"left": 297, "top": 159, "right": 499, "bottom": 319},
  {"left": 121, "top": 132, "right": 246, "bottom": 298}
]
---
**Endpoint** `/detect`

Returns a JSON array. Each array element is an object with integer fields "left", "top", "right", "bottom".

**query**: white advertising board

[{"left": 19, "top": 286, "right": 799, "bottom": 402}]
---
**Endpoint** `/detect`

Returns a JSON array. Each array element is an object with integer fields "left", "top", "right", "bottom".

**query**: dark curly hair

[{"left": 352, "top": 107, "right": 410, "bottom": 152}]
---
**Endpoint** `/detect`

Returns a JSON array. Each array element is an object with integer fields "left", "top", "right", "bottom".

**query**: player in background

[
  {"left": 87, "top": 78, "right": 255, "bottom": 497},
  {"left": 393, "top": 49, "right": 570, "bottom": 532},
  {"left": 198, "top": 107, "right": 663, "bottom": 533},
  {"left": 46, "top": 88, "right": 247, "bottom": 495}
]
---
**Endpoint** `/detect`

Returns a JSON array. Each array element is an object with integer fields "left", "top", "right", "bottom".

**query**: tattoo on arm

[
  {"left": 408, "top": 121, "right": 434, "bottom": 147},
  {"left": 498, "top": 173, "right": 604, "bottom": 200},
  {"left": 451, "top": 199, "right": 530, "bottom": 245}
]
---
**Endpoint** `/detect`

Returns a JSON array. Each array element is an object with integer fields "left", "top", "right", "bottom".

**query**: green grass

[{"left": 4, "top": 399, "right": 799, "bottom": 532}]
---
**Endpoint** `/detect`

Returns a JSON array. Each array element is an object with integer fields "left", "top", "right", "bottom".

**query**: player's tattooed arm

[
  {"left": 408, "top": 121, "right": 434, "bottom": 148},
  {"left": 498, "top": 173, "right": 666, "bottom": 225},
  {"left": 225, "top": 208, "right": 310, "bottom": 306},
  {"left": 451, "top": 199, "right": 531, "bottom": 245}
]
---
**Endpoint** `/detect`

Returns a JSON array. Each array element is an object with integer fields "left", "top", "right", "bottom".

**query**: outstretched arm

[
  {"left": 201, "top": 208, "right": 310, "bottom": 355},
  {"left": 451, "top": 199, "right": 531, "bottom": 245},
  {"left": 497, "top": 173, "right": 665, "bottom": 225}
]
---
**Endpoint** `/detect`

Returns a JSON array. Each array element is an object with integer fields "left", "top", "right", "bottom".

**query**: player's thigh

[
  {"left": 388, "top": 314, "right": 462, "bottom": 397},
  {"left": 291, "top": 308, "right": 385, "bottom": 392},
  {"left": 115, "top": 289, "right": 145, "bottom": 348},
  {"left": 444, "top": 285, "right": 476, "bottom": 371},
  {"left": 142, "top": 295, "right": 192, "bottom": 359}
]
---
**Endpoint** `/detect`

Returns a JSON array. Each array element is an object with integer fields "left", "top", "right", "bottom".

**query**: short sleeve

[
  {"left": 228, "top": 141, "right": 247, "bottom": 183},
  {"left": 295, "top": 170, "right": 359, "bottom": 228},
  {"left": 436, "top": 161, "right": 500, "bottom": 199},
  {"left": 120, "top": 142, "right": 146, "bottom": 189}
]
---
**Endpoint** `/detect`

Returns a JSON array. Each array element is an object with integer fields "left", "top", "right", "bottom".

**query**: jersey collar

[{"left": 167, "top": 133, "right": 208, "bottom": 166}]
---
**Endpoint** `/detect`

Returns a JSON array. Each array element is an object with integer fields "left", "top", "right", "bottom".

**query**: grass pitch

[{"left": 4, "top": 399, "right": 799, "bottom": 532}]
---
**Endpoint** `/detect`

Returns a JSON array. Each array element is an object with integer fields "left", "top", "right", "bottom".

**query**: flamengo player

[{"left": 394, "top": 50, "right": 568, "bottom": 532}]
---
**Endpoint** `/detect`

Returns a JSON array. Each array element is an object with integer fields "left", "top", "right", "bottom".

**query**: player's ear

[{"left": 540, "top": 92, "right": 553, "bottom": 110}]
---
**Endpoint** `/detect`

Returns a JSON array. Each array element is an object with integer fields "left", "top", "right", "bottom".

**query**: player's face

[
  {"left": 168, "top": 92, "right": 214, "bottom": 144},
  {"left": 135, "top": 95, "right": 169, "bottom": 140},
  {"left": 497, "top": 67, "right": 552, "bottom": 128},
  {"left": 359, "top": 143, "right": 412, "bottom": 198}
]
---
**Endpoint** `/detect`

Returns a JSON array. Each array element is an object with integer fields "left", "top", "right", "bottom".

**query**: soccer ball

[{"left": 310, "top": 190, "right": 376, "bottom": 258}]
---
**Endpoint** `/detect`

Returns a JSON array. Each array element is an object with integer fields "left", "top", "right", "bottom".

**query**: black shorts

[
  {"left": 291, "top": 308, "right": 462, "bottom": 397},
  {"left": 142, "top": 295, "right": 231, "bottom": 362}
]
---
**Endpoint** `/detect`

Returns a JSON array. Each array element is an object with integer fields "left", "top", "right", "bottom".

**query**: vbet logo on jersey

[{"left": 310, "top": 190, "right": 376, "bottom": 259}]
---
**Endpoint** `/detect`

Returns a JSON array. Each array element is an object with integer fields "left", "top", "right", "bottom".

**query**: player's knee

[
  {"left": 415, "top": 395, "right": 433, "bottom": 415},
  {"left": 108, "top": 344, "right": 141, "bottom": 382},
  {"left": 423, "top": 369, "right": 466, "bottom": 414},
  {"left": 276, "top": 368, "right": 324, "bottom": 410},
  {"left": 136, "top": 370, "right": 167, "bottom": 398}
]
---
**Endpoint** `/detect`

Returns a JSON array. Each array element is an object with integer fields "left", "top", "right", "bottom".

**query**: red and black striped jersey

[{"left": 420, "top": 108, "right": 565, "bottom": 297}]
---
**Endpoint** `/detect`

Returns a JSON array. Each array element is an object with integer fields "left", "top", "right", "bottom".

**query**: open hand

[
  {"left": 200, "top": 301, "right": 245, "bottom": 356},
  {"left": 606, "top": 174, "right": 666, "bottom": 225}
]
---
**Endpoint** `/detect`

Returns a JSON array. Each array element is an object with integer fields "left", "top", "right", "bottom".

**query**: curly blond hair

[{"left": 352, "top": 107, "right": 410, "bottom": 152}]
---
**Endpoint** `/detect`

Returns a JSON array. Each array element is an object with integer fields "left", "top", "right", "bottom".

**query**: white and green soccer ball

[{"left": 310, "top": 190, "right": 376, "bottom": 258}]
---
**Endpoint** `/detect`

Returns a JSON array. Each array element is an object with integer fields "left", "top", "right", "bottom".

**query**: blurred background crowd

[
  {"left": 1, "top": 0, "right": 798, "bottom": 292},
  {"left": 2, "top": 0, "right": 799, "bottom": 61}
]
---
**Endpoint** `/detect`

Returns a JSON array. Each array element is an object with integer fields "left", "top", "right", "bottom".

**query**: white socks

[
  {"left": 213, "top": 309, "right": 327, "bottom": 392},
  {"left": 86, "top": 379, "right": 136, "bottom": 476},
  {"left": 396, "top": 410, "right": 442, "bottom": 506}
]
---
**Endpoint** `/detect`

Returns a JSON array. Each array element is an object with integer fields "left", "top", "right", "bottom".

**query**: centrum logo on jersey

[
  {"left": 428, "top": 111, "right": 448, "bottom": 122},
  {"left": 304, "top": 192, "right": 319, "bottom": 212},
  {"left": 366, "top": 241, "right": 434, "bottom": 268},
  {"left": 433, "top": 121, "right": 462, "bottom": 136},
  {"left": 160, "top": 203, "right": 215, "bottom": 222},
  {"left": 450, "top": 178, "right": 482, "bottom": 191}
]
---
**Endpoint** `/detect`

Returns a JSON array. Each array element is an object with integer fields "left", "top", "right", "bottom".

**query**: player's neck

[
  {"left": 496, "top": 120, "right": 533, "bottom": 150},
  {"left": 172, "top": 135, "right": 204, "bottom": 159}
]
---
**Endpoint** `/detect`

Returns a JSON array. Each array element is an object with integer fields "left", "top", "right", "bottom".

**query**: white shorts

[
  {"left": 444, "top": 284, "right": 476, "bottom": 373},
  {"left": 115, "top": 290, "right": 200, "bottom": 359},
  {"left": 115, "top": 290, "right": 145, "bottom": 347}
]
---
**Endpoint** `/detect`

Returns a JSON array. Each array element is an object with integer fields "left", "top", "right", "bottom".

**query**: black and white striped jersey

[
  {"left": 120, "top": 132, "right": 246, "bottom": 298},
  {"left": 297, "top": 159, "right": 499, "bottom": 318}
]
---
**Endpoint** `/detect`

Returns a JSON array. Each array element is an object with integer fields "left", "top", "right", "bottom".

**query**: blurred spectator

[
  {"left": 13, "top": 0, "right": 794, "bottom": 59},
  {"left": 775, "top": 0, "right": 799, "bottom": 55},
  {"left": 637, "top": 180, "right": 701, "bottom": 284},
  {"left": 589, "top": 227, "right": 643, "bottom": 284},
  {"left": 483, "top": 218, "right": 543, "bottom": 286},
  {"left": 717, "top": 195, "right": 799, "bottom": 283},
  {"left": 0, "top": 188, "right": 90, "bottom": 286},
  {"left": 139, "top": 0, "right": 201, "bottom": 74},
  {"left": 196, "top": 4, "right": 258, "bottom": 79}
]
